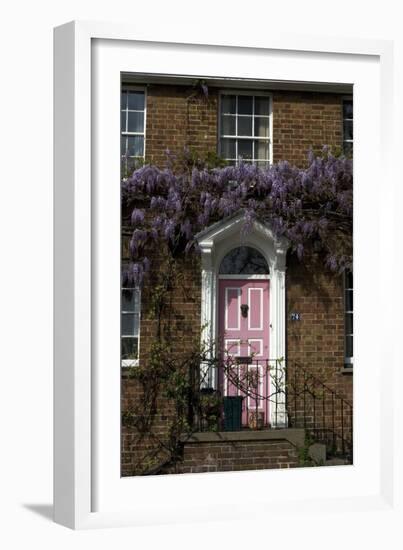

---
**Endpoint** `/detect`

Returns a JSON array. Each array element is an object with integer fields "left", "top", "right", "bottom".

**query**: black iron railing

[
  {"left": 286, "top": 361, "right": 353, "bottom": 458},
  {"left": 192, "top": 358, "right": 353, "bottom": 459},
  {"left": 196, "top": 358, "right": 282, "bottom": 432}
]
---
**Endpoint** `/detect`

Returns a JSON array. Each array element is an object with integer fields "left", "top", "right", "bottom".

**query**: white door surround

[{"left": 195, "top": 212, "right": 289, "bottom": 428}]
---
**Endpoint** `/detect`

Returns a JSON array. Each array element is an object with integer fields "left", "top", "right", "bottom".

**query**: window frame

[
  {"left": 120, "top": 84, "right": 146, "bottom": 368},
  {"left": 344, "top": 269, "right": 353, "bottom": 368},
  {"left": 121, "top": 286, "right": 141, "bottom": 368},
  {"left": 218, "top": 90, "right": 273, "bottom": 166},
  {"left": 342, "top": 95, "right": 353, "bottom": 156},
  {"left": 120, "top": 84, "right": 147, "bottom": 175},
  {"left": 342, "top": 96, "right": 353, "bottom": 371}
]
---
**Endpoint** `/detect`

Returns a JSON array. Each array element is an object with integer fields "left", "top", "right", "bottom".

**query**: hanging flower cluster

[{"left": 122, "top": 148, "right": 352, "bottom": 286}]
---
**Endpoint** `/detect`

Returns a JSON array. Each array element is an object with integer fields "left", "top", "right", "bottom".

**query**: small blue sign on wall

[{"left": 290, "top": 312, "right": 301, "bottom": 321}]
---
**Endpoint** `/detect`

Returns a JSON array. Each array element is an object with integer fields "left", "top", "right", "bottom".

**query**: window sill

[
  {"left": 120, "top": 359, "right": 139, "bottom": 369},
  {"left": 340, "top": 365, "right": 353, "bottom": 374}
]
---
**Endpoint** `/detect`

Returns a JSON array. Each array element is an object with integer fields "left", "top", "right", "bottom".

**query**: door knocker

[{"left": 240, "top": 304, "right": 249, "bottom": 318}]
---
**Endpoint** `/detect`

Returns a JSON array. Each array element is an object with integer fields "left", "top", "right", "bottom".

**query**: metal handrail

[{"left": 192, "top": 357, "right": 352, "bottom": 458}]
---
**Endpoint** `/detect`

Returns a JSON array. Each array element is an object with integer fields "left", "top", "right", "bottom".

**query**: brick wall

[
  {"left": 145, "top": 85, "right": 218, "bottom": 167},
  {"left": 121, "top": 378, "right": 177, "bottom": 476},
  {"left": 286, "top": 253, "right": 353, "bottom": 451},
  {"left": 286, "top": 253, "right": 352, "bottom": 403},
  {"left": 272, "top": 91, "right": 343, "bottom": 166},
  {"left": 139, "top": 253, "right": 202, "bottom": 364},
  {"left": 163, "top": 439, "right": 299, "bottom": 474},
  {"left": 121, "top": 242, "right": 202, "bottom": 477},
  {"left": 121, "top": 82, "right": 352, "bottom": 475},
  {"left": 144, "top": 85, "right": 343, "bottom": 168}
]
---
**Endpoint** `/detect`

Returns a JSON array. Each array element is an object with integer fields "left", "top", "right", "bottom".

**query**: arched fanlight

[{"left": 219, "top": 246, "right": 269, "bottom": 275}]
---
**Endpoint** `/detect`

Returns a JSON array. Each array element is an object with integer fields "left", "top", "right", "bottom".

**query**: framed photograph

[{"left": 54, "top": 21, "right": 397, "bottom": 529}]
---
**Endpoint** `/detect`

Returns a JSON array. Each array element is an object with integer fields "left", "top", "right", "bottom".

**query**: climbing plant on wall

[
  {"left": 122, "top": 147, "right": 352, "bottom": 287},
  {"left": 121, "top": 146, "right": 353, "bottom": 475}
]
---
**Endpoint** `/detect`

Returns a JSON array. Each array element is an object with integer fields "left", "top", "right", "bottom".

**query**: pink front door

[{"left": 218, "top": 279, "right": 270, "bottom": 427}]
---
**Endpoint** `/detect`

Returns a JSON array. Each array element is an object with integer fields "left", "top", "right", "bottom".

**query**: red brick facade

[
  {"left": 272, "top": 92, "right": 343, "bottom": 166},
  {"left": 286, "top": 254, "right": 352, "bottom": 403},
  {"left": 145, "top": 85, "right": 218, "bottom": 167},
  {"left": 144, "top": 87, "right": 343, "bottom": 169},
  {"left": 163, "top": 437, "right": 300, "bottom": 474},
  {"left": 121, "top": 82, "right": 353, "bottom": 476}
]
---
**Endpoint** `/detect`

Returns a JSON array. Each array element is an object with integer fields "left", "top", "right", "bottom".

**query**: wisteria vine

[{"left": 122, "top": 148, "right": 352, "bottom": 286}]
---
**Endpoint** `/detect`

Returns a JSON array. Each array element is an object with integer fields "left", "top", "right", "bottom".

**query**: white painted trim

[
  {"left": 121, "top": 358, "right": 139, "bottom": 367},
  {"left": 248, "top": 287, "right": 263, "bottom": 330},
  {"left": 197, "top": 212, "right": 288, "bottom": 427},
  {"left": 121, "top": 287, "right": 141, "bottom": 368},
  {"left": 120, "top": 85, "right": 147, "bottom": 168},
  {"left": 219, "top": 274, "right": 270, "bottom": 280},
  {"left": 218, "top": 90, "right": 273, "bottom": 165}
]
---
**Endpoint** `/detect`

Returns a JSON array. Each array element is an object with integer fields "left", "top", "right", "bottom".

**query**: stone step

[{"left": 325, "top": 457, "right": 349, "bottom": 466}]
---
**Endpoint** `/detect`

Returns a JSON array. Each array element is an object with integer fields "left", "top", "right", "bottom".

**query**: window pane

[
  {"left": 238, "top": 140, "right": 253, "bottom": 160},
  {"left": 128, "top": 91, "right": 145, "bottom": 111},
  {"left": 345, "top": 335, "right": 353, "bottom": 358},
  {"left": 121, "top": 91, "right": 127, "bottom": 109},
  {"left": 122, "top": 313, "right": 134, "bottom": 335},
  {"left": 255, "top": 160, "right": 270, "bottom": 170},
  {"left": 221, "top": 138, "right": 236, "bottom": 159},
  {"left": 122, "top": 288, "right": 140, "bottom": 312},
  {"left": 122, "top": 313, "right": 140, "bottom": 335},
  {"left": 121, "top": 337, "right": 138, "bottom": 360},
  {"left": 255, "top": 97, "right": 270, "bottom": 116},
  {"left": 238, "top": 96, "right": 253, "bottom": 115},
  {"left": 343, "top": 141, "right": 353, "bottom": 156},
  {"left": 254, "top": 117, "right": 270, "bottom": 137},
  {"left": 121, "top": 111, "right": 127, "bottom": 132},
  {"left": 344, "top": 270, "right": 353, "bottom": 361},
  {"left": 221, "top": 95, "right": 236, "bottom": 114},
  {"left": 221, "top": 115, "right": 236, "bottom": 135},
  {"left": 238, "top": 116, "right": 252, "bottom": 136},
  {"left": 127, "top": 136, "right": 144, "bottom": 157},
  {"left": 124, "top": 157, "right": 143, "bottom": 175},
  {"left": 128, "top": 111, "right": 144, "bottom": 133},
  {"left": 121, "top": 136, "right": 127, "bottom": 156},
  {"left": 255, "top": 140, "right": 270, "bottom": 160},
  {"left": 343, "top": 100, "right": 353, "bottom": 119},
  {"left": 345, "top": 289, "right": 353, "bottom": 312},
  {"left": 345, "top": 313, "right": 353, "bottom": 335},
  {"left": 343, "top": 120, "right": 353, "bottom": 140}
]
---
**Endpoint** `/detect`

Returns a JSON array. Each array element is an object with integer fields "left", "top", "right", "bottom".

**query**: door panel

[
  {"left": 248, "top": 287, "right": 263, "bottom": 330},
  {"left": 225, "top": 288, "right": 241, "bottom": 330}
]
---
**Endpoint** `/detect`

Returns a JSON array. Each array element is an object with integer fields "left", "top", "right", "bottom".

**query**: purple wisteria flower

[{"left": 122, "top": 148, "right": 353, "bottom": 284}]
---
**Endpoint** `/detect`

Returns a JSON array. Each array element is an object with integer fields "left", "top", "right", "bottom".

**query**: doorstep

[{"left": 182, "top": 428, "right": 305, "bottom": 448}]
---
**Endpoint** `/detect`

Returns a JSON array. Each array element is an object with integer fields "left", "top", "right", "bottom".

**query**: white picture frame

[{"left": 54, "top": 21, "right": 399, "bottom": 530}]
